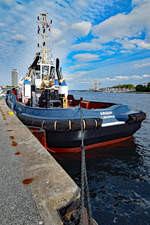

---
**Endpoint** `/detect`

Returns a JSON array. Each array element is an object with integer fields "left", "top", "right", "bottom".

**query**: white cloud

[
  {"left": 104, "top": 77, "right": 116, "bottom": 81},
  {"left": 143, "top": 74, "right": 150, "bottom": 78},
  {"left": 15, "top": 4, "right": 25, "bottom": 11},
  {"left": 116, "top": 76, "right": 129, "bottom": 80},
  {"left": 131, "top": 74, "right": 150, "bottom": 79},
  {"left": 11, "top": 34, "right": 26, "bottom": 42},
  {"left": 49, "top": 21, "right": 92, "bottom": 52},
  {"left": 93, "top": 13, "right": 131, "bottom": 42},
  {"left": 73, "top": 71, "right": 88, "bottom": 77},
  {"left": 69, "top": 63, "right": 89, "bottom": 71},
  {"left": 92, "top": 0, "right": 150, "bottom": 44},
  {"left": 0, "top": 22, "right": 5, "bottom": 27},
  {"left": 132, "top": 0, "right": 149, "bottom": 7},
  {"left": 118, "top": 38, "right": 136, "bottom": 50},
  {"left": 72, "top": 39, "right": 102, "bottom": 51},
  {"left": 62, "top": 72, "right": 74, "bottom": 81},
  {"left": 134, "top": 62, "right": 150, "bottom": 68},
  {"left": 50, "top": 28, "right": 62, "bottom": 41},
  {"left": 131, "top": 75, "right": 141, "bottom": 79},
  {"left": 73, "top": 53, "right": 99, "bottom": 61},
  {"left": 0, "top": 0, "right": 150, "bottom": 88},
  {"left": 130, "top": 39, "right": 150, "bottom": 49},
  {"left": 77, "top": 0, "right": 88, "bottom": 7},
  {"left": 71, "top": 21, "right": 91, "bottom": 37},
  {"left": 56, "top": 40, "right": 66, "bottom": 46},
  {"left": 76, "top": 73, "right": 150, "bottom": 85},
  {"left": 0, "top": 0, "right": 13, "bottom": 6}
]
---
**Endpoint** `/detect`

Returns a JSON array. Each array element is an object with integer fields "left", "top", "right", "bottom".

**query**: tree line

[
  {"left": 113, "top": 83, "right": 150, "bottom": 92},
  {"left": 113, "top": 84, "right": 135, "bottom": 89},
  {"left": 135, "top": 82, "right": 150, "bottom": 92}
]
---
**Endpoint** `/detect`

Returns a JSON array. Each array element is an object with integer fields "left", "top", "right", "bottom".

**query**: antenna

[{"left": 37, "top": 13, "right": 52, "bottom": 64}]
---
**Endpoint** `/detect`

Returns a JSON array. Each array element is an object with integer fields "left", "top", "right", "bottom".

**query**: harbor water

[{"left": 52, "top": 91, "right": 150, "bottom": 225}]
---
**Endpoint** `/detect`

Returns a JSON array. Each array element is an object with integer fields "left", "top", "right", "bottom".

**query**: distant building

[
  {"left": 11, "top": 69, "right": 18, "bottom": 87},
  {"left": 93, "top": 82, "right": 100, "bottom": 91}
]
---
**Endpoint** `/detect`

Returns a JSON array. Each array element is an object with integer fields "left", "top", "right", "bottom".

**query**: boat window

[
  {"left": 50, "top": 66, "right": 55, "bottom": 79},
  {"left": 42, "top": 65, "right": 49, "bottom": 77},
  {"left": 36, "top": 71, "right": 40, "bottom": 79}
]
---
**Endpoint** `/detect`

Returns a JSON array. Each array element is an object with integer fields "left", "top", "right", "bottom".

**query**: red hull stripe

[{"left": 46, "top": 136, "right": 132, "bottom": 153}]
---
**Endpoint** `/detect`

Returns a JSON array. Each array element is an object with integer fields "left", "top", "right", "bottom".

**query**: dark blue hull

[
  {"left": 45, "top": 121, "right": 141, "bottom": 152},
  {"left": 6, "top": 93, "right": 146, "bottom": 152}
]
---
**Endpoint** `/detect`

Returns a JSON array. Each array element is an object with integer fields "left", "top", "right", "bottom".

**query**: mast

[{"left": 37, "top": 13, "right": 52, "bottom": 64}]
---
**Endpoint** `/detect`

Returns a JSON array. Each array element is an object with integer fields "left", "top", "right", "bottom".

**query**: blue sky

[{"left": 0, "top": 0, "right": 150, "bottom": 89}]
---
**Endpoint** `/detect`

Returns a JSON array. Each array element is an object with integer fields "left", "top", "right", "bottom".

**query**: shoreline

[{"left": 70, "top": 90, "right": 150, "bottom": 94}]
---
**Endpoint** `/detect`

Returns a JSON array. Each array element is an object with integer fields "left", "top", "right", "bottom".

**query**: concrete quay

[{"left": 0, "top": 99, "right": 80, "bottom": 225}]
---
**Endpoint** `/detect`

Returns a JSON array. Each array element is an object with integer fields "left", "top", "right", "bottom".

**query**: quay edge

[{"left": 0, "top": 99, "right": 80, "bottom": 225}]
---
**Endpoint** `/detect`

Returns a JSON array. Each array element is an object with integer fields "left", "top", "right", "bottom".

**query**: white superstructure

[{"left": 19, "top": 13, "right": 68, "bottom": 108}]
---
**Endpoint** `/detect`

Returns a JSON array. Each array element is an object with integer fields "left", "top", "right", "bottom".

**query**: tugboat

[{"left": 7, "top": 14, "right": 146, "bottom": 153}]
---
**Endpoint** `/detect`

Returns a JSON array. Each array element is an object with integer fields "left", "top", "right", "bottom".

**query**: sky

[{"left": 0, "top": 0, "right": 150, "bottom": 90}]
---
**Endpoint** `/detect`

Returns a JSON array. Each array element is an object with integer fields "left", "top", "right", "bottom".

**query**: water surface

[{"left": 53, "top": 91, "right": 150, "bottom": 225}]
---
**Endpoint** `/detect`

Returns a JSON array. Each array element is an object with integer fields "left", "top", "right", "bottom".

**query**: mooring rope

[{"left": 79, "top": 104, "right": 93, "bottom": 225}]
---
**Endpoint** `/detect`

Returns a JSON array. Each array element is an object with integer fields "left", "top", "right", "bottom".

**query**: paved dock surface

[
  {"left": 0, "top": 99, "right": 80, "bottom": 225},
  {"left": 0, "top": 101, "right": 42, "bottom": 225}
]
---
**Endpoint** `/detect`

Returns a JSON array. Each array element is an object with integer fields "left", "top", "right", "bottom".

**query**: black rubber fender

[
  {"left": 127, "top": 112, "right": 146, "bottom": 124},
  {"left": 18, "top": 113, "right": 103, "bottom": 132}
]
